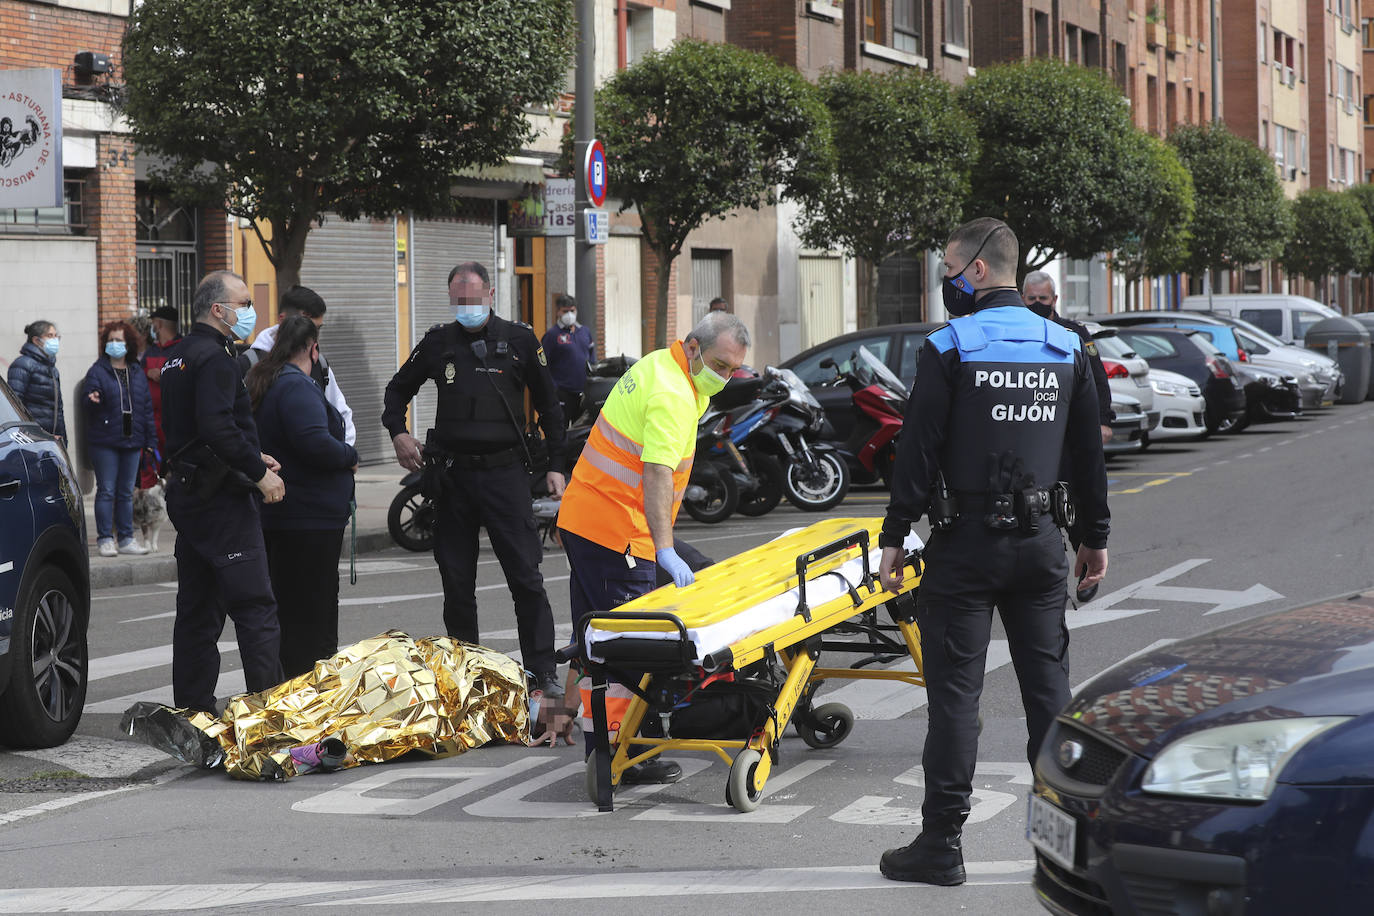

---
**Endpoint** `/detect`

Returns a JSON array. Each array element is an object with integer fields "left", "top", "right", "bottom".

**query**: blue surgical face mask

[
  {"left": 42, "top": 337, "right": 60, "bottom": 358},
  {"left": 230, "top": 304, "right": 257, "bottom": 340},
  {"left": 455, "top": 304, "right": 490, "bottom": 330},
  {"left": 105, "top": 341, "right": 127, "bottom": 360}
]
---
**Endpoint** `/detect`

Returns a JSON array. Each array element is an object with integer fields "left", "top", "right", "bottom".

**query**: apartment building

[{"left": 1307, "top": 0, "right": 1363, "bottom": 189}]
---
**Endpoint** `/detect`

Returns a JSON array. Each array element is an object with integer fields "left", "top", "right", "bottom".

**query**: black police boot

[
  {"left": 620, "top": 758, "right": 683, "bottom": 785},
  {"left": 533, "top": 671, "right": 565, "bottom": 700},
  {"left": 878, "top": 829, "right": 966, "bottom": 885}
]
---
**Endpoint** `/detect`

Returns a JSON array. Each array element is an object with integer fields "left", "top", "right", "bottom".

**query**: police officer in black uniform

[
  {"left": 161, "top": 270, "right": 286, "bottom": 713},
  {"left": 1021, "top": 270, "right": 1114, "bottom": 446},
  {"left": 876, "top": 219, "right": 1110, "bottom": 886},
  {"left": 382, "top": 261, "right": 567, "bottom": 697},
  {"left": 1022, "top": 270, "right": 1115, "bottom": 588}
]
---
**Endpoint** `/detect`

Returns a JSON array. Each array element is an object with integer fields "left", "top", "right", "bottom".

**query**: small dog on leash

[{"left": 132, "top": 479, "right": 167, "bottom": 553}]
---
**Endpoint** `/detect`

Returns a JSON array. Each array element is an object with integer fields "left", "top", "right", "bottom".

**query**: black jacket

[
  {"left": 382, "top": 314, "right": 566, "bottom": 470},
  {"left": 81, "top": 354, "right": 157, "bottom": 450},
  {"left": 1051, "top": 314, "right": 1115, "bottom": 426},
  {"left": 882, "top": 290, "right": 1110, "bottom": 550},
  {"left": 160, "top": 323, "right": 267, "bottom": 482},
  {"left": 254, "top": 364, "right": 358, "bottom": 530},
  {"left": 7, "top": 341, "right": 65, "bottom": 439}
]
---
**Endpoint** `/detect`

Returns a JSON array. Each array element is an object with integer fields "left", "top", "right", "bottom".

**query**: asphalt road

[{"left": 1, "top": 401, "right": 1370, "bottom": 915}]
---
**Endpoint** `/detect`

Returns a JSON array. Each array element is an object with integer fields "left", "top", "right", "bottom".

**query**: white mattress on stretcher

[{"left": 586, "top": 532, "right": 923, "bottom": 665}]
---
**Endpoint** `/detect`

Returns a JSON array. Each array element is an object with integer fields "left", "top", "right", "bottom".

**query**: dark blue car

[
  {"left": 1030, "top": 595, "right": 1374, "bottom": 915},
  {"left": 0, "top": 377, "right": 89, "bottom": 748}
]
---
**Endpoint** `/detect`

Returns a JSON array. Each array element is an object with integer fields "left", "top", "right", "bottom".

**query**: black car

[
  {"left": 0, "top": 378, "right": 89, "bottom": 748},
  {"left": 1031, "top": 594, "right": 1374, "bottom": 915},
  {"left": 780, "top": 323, "right": 939, "bottom": 440},
  {"left": 1111, "top": 328, "right": 1248, "bottom": 434}
]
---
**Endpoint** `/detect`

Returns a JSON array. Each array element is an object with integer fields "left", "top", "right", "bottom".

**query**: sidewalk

[{"left": 84, "top": 469, "right": 406, "bottom": 589}]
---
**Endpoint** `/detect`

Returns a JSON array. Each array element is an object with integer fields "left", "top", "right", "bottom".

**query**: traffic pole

[{"left": 575, "top": 0, "right": 597, "bottom": 342}]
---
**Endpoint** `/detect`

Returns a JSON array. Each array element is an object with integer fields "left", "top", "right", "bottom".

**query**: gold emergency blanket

[{"left": 126, "top": 630, "right": 528, "bottom": 781}]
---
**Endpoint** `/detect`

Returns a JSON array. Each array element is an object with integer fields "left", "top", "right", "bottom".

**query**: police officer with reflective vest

[
  {"left": 558, "top": 311, "right": 751, "bottom": 785},
  {"left": 161, "top": 270, "right": 286, "bottom": 713},
  {"left": 876, "top": 219, "right": 1110, "bottom": 886},
  {"left": 382, "top": 261, "right": 567, "bottom": 697}
]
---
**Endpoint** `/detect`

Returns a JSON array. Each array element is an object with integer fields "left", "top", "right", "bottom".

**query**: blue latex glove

[{"left": 655, "top": 547, "right": 695, "bottom": 588}]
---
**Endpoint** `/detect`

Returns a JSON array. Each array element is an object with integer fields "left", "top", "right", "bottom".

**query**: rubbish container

[
  {"left": 1305, "top": 317, "right": 1371, "bottom": 405},
  {"left": 1350, "top": 315, "right": 1374, "bottom": 399}
]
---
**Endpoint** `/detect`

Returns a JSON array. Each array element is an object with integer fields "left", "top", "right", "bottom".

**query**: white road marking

[
  {"left": 290, "top": 759, "right": 549, "bottom": 816},
  {"left": 463, "top": 757, "right": 713, "bottom": 820},
  {"left": 0, "top": 862, "right": 1036, "bottom": 911},
  {"left": 89, "top": 643, "right": 235, "bottom": 682},
  {"left": 0, "top": 770, "right": 188, "bottom": 829},
  {"left": 85, "top": 669, "right": 247, "bottom": 715},
  {"left": 833, "top": 761, "right": 1030, "bottom": 827},
  {"left": 630, "top": 759, "right": 833, "bottom": 824},
  {"left": 1073, "top": 639, "right": 1176, "bottom": 694}
]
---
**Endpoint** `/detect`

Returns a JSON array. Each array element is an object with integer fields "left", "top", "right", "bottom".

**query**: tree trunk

[
  {"left": 653, "top": 247, "right": 673, "bottom": 352},
  {"left": 269, "top": 216, "right": 313, "bottom": 298},
  {"left": 858, "top": 258, "right": 880, "bottom": 329}
]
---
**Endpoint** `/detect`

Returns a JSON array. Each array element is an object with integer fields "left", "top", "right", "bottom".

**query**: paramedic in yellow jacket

[{"left": 557, "top": 311, "right": 750, "bottom": 783}]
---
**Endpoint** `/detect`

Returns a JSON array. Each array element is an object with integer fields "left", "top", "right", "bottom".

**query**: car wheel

[{"left": 0, "top": 566, "right": 87, "bottom": 749}]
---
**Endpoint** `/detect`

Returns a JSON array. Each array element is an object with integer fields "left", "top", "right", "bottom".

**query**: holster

[{"left": 419, "top": 434, "right": 455, "bottom": 502}]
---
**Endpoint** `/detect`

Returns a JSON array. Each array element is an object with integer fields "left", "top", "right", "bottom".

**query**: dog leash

[{"left": 349, "top": 499, "right": 357, "bottom": 586}]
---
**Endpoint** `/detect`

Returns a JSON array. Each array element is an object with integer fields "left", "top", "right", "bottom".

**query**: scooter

[
  {"left": 820, "top": 346, "right": 908, "bottom": 489},
  {"left": 728, "top": 366, "right": 849, "bottom": 512}
]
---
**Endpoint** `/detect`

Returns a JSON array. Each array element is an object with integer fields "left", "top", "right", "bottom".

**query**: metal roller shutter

[
  {"left": 409, "top": 216, "right": 495, "bottom": 438},
  {"left": 299, "top": 217, "right": 397, "bottom": 465}
]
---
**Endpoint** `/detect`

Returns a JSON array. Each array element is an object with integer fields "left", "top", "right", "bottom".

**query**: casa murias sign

[{"left": 0, "top": 69, "right": 63, "bottom": 209}]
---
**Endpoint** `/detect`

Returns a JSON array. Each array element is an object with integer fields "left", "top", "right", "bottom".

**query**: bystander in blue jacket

[
  {"left": 82, "top": 321, "right": 157, "bottom": 557},
  {"left": 541, "top": 293, "right": 596, "bottom": 425},
  {"left": 248, "top": 316, "right": 359, "bottom": 677}
]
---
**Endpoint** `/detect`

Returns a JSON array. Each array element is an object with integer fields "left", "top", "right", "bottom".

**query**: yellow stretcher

[{"left": 564, "top": 517, "right": 925, "bottom": 813}]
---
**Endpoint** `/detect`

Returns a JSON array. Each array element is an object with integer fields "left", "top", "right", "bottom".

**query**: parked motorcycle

[
  {"left": 387, "top": 469, "right": 435, "bottom": 552},
  {"left": 725, "top": 365, "right": 848, "bottom": 512},
  {"left": 820, "top": 346, "right": 909, "bottom": 488}
]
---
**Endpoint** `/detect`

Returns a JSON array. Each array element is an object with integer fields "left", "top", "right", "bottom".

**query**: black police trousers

[
  {"left": 167, "top": 482, "right": 284, "bottom": 713},
  {"left": 433, "top": 458, "right": 556, "bottom": 677},
  {"left": 915, "top": 515, "right": 1070, "bottom": 832}
]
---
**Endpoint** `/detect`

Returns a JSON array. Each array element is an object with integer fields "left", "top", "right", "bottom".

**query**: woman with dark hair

[
  {"left": 248, "top": 315, "right": 359, "bottom": 677},
  {"left": 83, "top": 320, "right": 157, "bottom": 557},
  {"left": 7, "top": 320, "right": 66, "bottom": 442}
]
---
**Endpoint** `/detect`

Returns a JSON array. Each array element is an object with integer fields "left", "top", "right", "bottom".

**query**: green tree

[
  {"left": 956, "top": 58, "right": 1154, "bottom": 280},
  {"left": 1281, "top": 188, "right": 1373, "bottom": 301},
  {"left": 792, "top": 69, "right": 976, "bottom": 327},
  {"left": 1343, "top": 183, "right": 1374, "bottom": 273},
  {"left": 1109, "top": 133, "right": 1195, "bottom": 306},
  {"left": 122, "top": 0, "right": 573, "bottom": 291},
  {"left": 589, "top": 39, "right": 829, "bottom": 350},
  {"left": 1169, "top": 122, "right": 1292, "bottom": 280}
]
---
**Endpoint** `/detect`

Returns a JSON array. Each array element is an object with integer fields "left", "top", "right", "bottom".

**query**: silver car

[
  {"left": 1146, "top": 368, "right": 1207, "bottom": 442},
  {"left": 1085, "top": 325, "right": 1160, "bottom": 432}
]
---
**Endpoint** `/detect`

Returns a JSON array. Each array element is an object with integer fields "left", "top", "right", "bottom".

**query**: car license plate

[{"left": 1027, "top": 795, "right": 1077, "bottom": 870}]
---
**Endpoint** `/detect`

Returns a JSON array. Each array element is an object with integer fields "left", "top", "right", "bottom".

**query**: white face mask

[{"left": 558, "top": 310, "right": 577, "bottom": 328}]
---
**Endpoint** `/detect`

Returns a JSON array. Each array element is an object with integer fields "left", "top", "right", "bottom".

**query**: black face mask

[
  {"left": 943, "top": 274, "right": 977, "bottom": 317},
  {"left": 1024, "top": 297, "right": 1054, "bottom": 319},
  {"left": 941, "top": 227, "right": 1001, "bottom": 318}
]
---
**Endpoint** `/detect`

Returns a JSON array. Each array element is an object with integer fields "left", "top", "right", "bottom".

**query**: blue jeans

[{"left": 90, "top": 445, "right": 141, "bottom": 542}]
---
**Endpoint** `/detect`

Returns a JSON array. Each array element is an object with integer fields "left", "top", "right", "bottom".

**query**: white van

[{"left": 1179, "top": 293, "right": 1339, "bottom": 345}]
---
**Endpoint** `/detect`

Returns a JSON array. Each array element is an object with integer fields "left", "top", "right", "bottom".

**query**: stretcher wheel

[
  {"left": 795, "top": 702, "right": 854, "bottom": 749},
  {"left": 726, "top": 749, "right": 764, "bottom": 813}
]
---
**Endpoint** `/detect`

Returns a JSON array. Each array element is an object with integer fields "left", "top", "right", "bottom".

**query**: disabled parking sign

[{"left": 584, "top": 209, "right": 608, "bottom": 245}]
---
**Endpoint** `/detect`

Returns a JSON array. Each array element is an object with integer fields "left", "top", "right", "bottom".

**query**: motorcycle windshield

[
  {"left": 773, "top": 367, "right": 822, "bottom": 409},
  {"left": 856, "top": 346, "right": 909, "bottom": 399}
]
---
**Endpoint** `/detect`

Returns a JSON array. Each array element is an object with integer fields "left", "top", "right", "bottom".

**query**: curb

[{"left": 88, "top": 527, "right": 400, "bottom": 590}]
